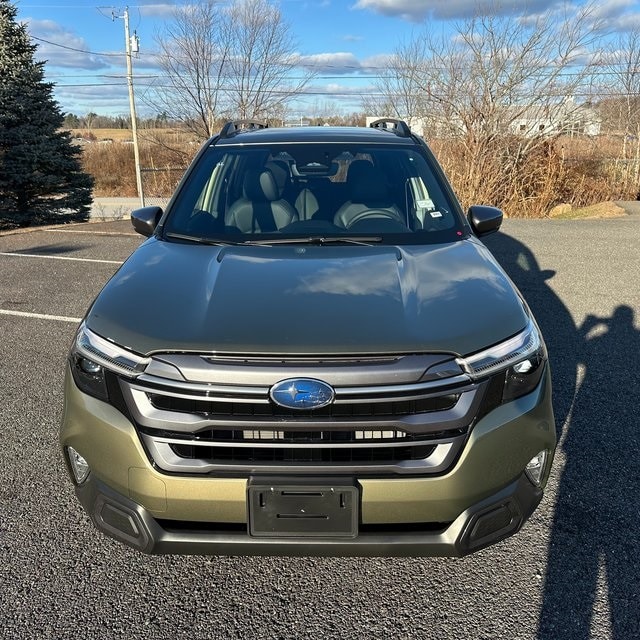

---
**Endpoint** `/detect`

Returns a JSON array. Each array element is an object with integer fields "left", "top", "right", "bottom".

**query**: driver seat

[{"left": 334, "top": 161, "right": 404, "bottom": 228}]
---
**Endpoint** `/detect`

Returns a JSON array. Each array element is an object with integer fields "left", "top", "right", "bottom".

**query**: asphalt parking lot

[{"left": 0, "top": 215, "right": 638, "bottom": 640}]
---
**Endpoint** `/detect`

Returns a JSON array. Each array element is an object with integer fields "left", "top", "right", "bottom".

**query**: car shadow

[
  {"left": 484, "top": 230, "right": 640, "bottom": 639},
  {"left": 483, "top": 231, "right": 575, "bottom": 437}
]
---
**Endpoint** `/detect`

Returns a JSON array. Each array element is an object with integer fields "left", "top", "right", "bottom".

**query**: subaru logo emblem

[{"left": 270, "top": 378, "right": 335, "bottom": 410}]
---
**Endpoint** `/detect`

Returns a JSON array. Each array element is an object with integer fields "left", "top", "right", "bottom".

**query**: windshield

[{"left": 163, "top": 142, "right": 466, "bottom": 245}]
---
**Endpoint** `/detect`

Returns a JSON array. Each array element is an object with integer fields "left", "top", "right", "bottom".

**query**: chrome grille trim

[
  {"left": 121, "top": 385, "right": 478, "bottom": 434},
  {"left": 135, "top": 375, "right": 268, "bottom": 401},
  {"left": 148, "top": 435, "right": 436, "bottom": 450},
  {"left": 132, "top": 373, "right": 472, "bottom": 404},
  {"left": 119, "top": 353, "right": 483, "bottom": 476}
]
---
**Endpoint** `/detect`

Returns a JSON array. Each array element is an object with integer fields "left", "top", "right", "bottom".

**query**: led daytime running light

[
  {"left": 459, "top": 320, "right": 541, "bottom": 379},
  {"left": 75, "top": 323, "right": 149, "bottom": 377}
]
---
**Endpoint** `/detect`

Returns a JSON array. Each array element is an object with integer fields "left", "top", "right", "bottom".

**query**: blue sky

[{"left": 14, "top": 0, "right": 640, "bottom": 117}]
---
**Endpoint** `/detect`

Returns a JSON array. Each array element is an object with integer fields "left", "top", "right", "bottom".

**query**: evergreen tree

[{"left": 0, "top": 0, "right": 93, "bottom": 227}]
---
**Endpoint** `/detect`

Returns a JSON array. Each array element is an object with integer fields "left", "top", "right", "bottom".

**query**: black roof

[{"left": 213, "top": 124, "right": 418, "bottom": 146}]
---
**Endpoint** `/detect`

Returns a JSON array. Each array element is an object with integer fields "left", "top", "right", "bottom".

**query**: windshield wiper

[
  {"left": 241, "top": 236, "right": 383, "bottom": 246},
  {"left": 164, "top": 232, "right": 237, "bottom": 246}
]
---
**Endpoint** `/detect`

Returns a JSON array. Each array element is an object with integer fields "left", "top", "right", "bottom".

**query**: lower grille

[
  {"left": 170, "top": 442, "right": 437, "bottom": 464},
  {"left": 150, "top": 426, "right": 465, "bottom": 465}
]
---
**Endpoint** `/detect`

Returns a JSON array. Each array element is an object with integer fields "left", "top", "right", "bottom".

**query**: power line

[
  {"left": 31, "top": 34, "right": 640, "bottom": 74},
  {"left": 31, "top": 35, "right": 124, "bottom": 57},
  {"left": 50, "top": 82, "right": 640, "bottom": 100}
]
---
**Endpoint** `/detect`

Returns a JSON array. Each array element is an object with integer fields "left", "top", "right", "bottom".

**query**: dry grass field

[
  {"left": 71, "top": 128, "right": 135, "bottom": 142},
  {"left": 70, "top": 127, "right": 197, "bottom": 144},
  {"left": 76, "top": 128, "right": 196, "bottom": 198}
]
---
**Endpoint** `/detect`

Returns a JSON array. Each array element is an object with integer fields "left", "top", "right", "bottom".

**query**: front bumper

[
  {"left": 61, "top": 366, "right": 555, "bottom": 556},
  {"left": 76, "top": 472, "right": 542, "bottom": 557}
]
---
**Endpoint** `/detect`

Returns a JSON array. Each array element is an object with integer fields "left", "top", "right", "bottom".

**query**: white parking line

[
  {"left": 0, "top": 252, "right": 122, "bottom": 265},
  {"left": 50, "top": 229, "right": 138, "bottom": 237},
  {"left": 0, "top": 309, "right": 81, "bottom": 323}
]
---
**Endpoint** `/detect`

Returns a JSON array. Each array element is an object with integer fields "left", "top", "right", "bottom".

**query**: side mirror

[
  {"left": 131, "top": 206, "right": 163, "bottom": 237},
  {"left": 467, "top": 205, "right": 503, "bottom": 237}
]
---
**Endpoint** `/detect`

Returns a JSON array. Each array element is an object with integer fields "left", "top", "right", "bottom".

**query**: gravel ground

[{"left": 0, "top": 216, "right": 638, "bottom": 640}]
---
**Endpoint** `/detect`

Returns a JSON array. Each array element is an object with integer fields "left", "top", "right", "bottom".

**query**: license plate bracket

[{"left": 248, "top": 478, "right": 359, "bottom": 538}]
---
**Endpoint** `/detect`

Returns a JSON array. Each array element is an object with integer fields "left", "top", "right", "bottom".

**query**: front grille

[
  {"left": 120, "top": 352, "right": 484, "bottom": 476},
  {"left": 147, "top": 393, "right": 460, "bottom": 417}
]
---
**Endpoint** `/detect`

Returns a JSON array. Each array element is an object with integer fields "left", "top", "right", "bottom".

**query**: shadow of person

[
  {"left": 483, "top": 231, "right": 577, "bottom": 437},
  {"left": 537, "top": 305, "right": 640, "bottom": 639},
  {"left": 482, "top": 229, "right": 639, "bottom": 636}
]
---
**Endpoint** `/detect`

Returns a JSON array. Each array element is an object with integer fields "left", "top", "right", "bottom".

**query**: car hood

[{"left": 86, "top": 238, "right": 528, "bottom": 357}]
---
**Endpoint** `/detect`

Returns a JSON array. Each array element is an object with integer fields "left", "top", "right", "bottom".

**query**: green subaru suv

[{"left": 61, "top": 120, "right": 555, "bottom": 556}]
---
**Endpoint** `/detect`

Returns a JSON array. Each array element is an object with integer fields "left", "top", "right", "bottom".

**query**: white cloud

[
  {"left": 53, "top": 83, "right": 130, "bottom": 115},
  {"left": 612, "top": 12, "right": 640, "bottom": 30},
  {"left": 27, "top": 19, "right": 114, "bottom": 70},
  {"left": 589, "top": 0, "right": 640, "bottom": 31},
  {"left": 360, "top": 53, "right": 392, "bottom": 71},
  {"left": 353, "top": 0, "right": 557, "bottom": 22},
  {"left": 590, "top": 0, "right": 636, "bottom": 20},
  {"left": 305, "top": 82, "right": 376, "bottom": 96},
  {"left": 296, "top": 52, "right": 391, "bottom": 76},
  {"left": 297, "top": 52, "right": 362, "bottom": 74},
  {"left": 130, "top": 51, "right": 165, "bottom": 73},
  {"left": 137, "top": 3, "right": 179, "bottom": 19}
]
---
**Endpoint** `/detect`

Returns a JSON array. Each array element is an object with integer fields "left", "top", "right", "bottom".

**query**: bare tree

[
  {"left": 152, "top": 0, "right": 227, "bottom": 139},
  {"left": 150, "top": 0, "right": 312, "bottom": 139},
  {"left": 368, "top": 4, "right": 604, "bottom": 215},
  {"left": 223, "top": 0, "right": 311, "bottom": 120},
  {"left": 600, "top": 28, "right": 640, "bottom": 192},
  {"left": 365, "top": 40, "right": 430, "bottom": 128}
]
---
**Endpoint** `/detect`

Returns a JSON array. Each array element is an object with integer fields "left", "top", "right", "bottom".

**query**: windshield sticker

[
  {"left": 430, "top": 210, "right": 443, "bottom": 218},
  {"left": 417, "top": 199, "right": 435, "bottom": 210}
]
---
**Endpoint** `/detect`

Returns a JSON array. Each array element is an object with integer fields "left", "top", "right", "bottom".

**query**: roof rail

[
  {"left": 369, "top": 118, "right": 412, "bottom": 137},
  {"left": 219, "top": 119, "right": 269, "bottom": 138}
]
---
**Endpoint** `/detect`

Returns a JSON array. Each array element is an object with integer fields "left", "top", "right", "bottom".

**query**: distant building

[
  {"left": 367, "top": 99, "right": 601, "bottom": 139},
  {"left": 509, "top": 100, "right": 601, "bottom": 137},
  {"left": 283, "top": 118, "right": 312, "bottom": 127}
]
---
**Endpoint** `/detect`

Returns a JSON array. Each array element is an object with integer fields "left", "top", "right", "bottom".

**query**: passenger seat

[{"left": 225, "top": 169, "right": 298, "bottom": 232}]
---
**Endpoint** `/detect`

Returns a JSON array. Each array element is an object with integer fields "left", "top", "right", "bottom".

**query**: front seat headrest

[{"left": 244, "top": 170, "right": 280, "bottom": 202}]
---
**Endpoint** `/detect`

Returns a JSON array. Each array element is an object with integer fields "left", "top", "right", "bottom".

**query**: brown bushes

[{"left": 430, "top": 135, "right": 637, "bottom": 217}]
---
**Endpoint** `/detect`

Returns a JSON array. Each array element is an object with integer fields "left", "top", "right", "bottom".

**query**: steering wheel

[{"left": 345, "top": 208, "right": 403, "bottom": 228}]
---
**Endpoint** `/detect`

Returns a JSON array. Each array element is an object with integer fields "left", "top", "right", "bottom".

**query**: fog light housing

[
  {"left": 67, "top": 446, "right": 90, "bottom": 484},
  {"left": 525, "top": 450, "right": 548, "bottom": 486}
]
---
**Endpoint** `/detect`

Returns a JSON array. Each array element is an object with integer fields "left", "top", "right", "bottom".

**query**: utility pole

[{"left": 123, "top": 7, "right": 144, "bottom": 207}]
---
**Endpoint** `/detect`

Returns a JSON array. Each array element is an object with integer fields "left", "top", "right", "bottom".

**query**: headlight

[
  {"left": 459, "top": 318, "right": 547, "bottom": 403},
  {"left": 69, "top": 323, "right": 149, "bottom": 401}
]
